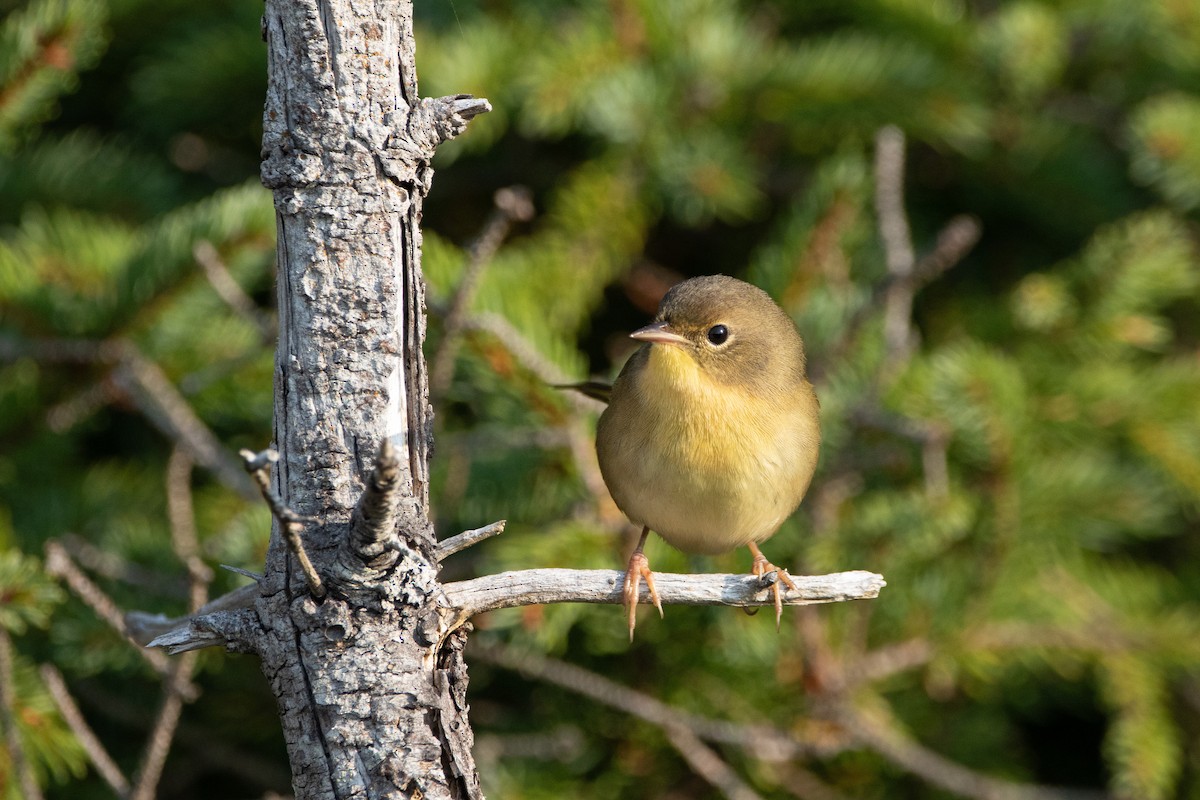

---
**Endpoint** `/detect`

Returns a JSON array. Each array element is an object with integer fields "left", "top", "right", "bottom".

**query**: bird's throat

[{"left": 642, "top": 344, "right": 710, "bottom": 398}]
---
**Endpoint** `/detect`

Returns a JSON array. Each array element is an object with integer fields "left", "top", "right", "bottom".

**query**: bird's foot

[
  {"left": 622, "top": 549, "right": 663, "bottom": 641},
  {"left": 750, "top": 548, "right": 797, "bottom": 631}
]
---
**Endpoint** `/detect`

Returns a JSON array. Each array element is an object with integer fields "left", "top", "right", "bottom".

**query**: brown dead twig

[
  {"left": 0, "top": 336, "right": 257, "bottom": 501},
  {"left": 430, "top": 185, "right": 535, "bottom": 398},
  {"left": 37, "top": 448, "right": 217, "bottom": 800},
  {"left": 240, "top": 448, "right": 325, "bottom": 599},
  {"left": 477, "top": 638, "right": 1110, "bottom": 800},
  {"left": 40, "top": 664, "right": 131, "bottom": 797}
]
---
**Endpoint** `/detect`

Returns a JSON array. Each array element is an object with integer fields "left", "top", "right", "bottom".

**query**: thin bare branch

[
  {"left": 193, "top": 240, "right": 275, "bottom": 340},
  {"left": 130, "top": 652, "right": 198, "bottom": 800},
  {"left": 472, "top": 640, "right": 815, "bottom": 761},
  {"left": 167, "top": 448, "right": 212, "bottom": 613},
  {"left": 839, "top": 700, "right": 1110, "bottom": 800},
  {"left": 2, "top": 336, "right": 257, "bottom": 501},
  {"left": 431, "top": 186, "right": 535, "bottom": 397},
  {"left": 58, "top": 533, "right": 188, "bottom": 599},
  {"left": 445, "top": 568, "right": 884, "bottom": 621},
  {"left": 874, "top": 125, "right": 917, "bottom": 363},
  {"left": 69, "top": 680, "right": 292, "bottom": 791},
  {"left": 39, "top": 664, "right": 131, "bottom": 797},
  {"left": 474, "top": 725, "right": 585, "bottom": 764},
  {"left": 117, "top": 346, "right": 257, "bottom": 501},
  {"left": 44, "top": 540, "right": 197, "bottom": 696},
  {"left": 240, "top": 448, "right": 325, "bottom": 599},
  {"left": 45, "top": 379, "right": 114, "bottom": 432},
  {"left": 435, "top": 520, "right": 506, "bottom": 561},
  {"left": 0, "top": 627, "right": 43, "bottom": 800},
  {"left": 460, "top": 313, "right": 603, "bottom": 415},
  {"left": 665, "top": 724, "right": 765, "bottom": 800},
  {"left": 843, "top": 638, "right": 935, "bottom": 687},
  {"left": 914, "top": 214, "right": 981, "bottom": 283},
  {"left": 773, "top": 764, "right": 850, "bottom": 800}
]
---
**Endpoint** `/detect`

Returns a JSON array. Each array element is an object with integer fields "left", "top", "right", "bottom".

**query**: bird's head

[{"left": 630, "top": 275, "right": 807, "bottom": 396}]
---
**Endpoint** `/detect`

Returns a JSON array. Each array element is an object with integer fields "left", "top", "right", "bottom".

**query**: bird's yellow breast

[{"left": 597, "top": 344, "right": 819, "bottom": 555}]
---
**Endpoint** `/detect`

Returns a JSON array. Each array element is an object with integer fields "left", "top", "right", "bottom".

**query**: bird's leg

[
  {"left": 622, "top": 526, "right": 663, "bottom": 640},
  {"left": 748, "top": 542, "right": 797, "bottom": 631}
]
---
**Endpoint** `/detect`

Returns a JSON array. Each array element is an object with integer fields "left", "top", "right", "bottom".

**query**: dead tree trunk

[{"left": 151, "top": 1, "right": 492, "bottom": 797}]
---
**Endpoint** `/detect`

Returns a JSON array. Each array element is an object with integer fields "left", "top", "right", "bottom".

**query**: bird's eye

[{"left": 706, "top": 325, "right": 729, "bottom": 346}]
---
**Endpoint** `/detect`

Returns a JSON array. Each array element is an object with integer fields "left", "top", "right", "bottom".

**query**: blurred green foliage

[{"left": 2, "top": 0, "right": 1200, "bottom": 798}]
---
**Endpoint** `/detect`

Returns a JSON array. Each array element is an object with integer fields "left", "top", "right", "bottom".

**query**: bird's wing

[{"left": 553, "top": 381, "right": 612, "bottom": 404}]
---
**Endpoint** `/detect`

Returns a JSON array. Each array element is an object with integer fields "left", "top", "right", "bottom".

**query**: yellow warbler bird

[{"left": 595, "top": 275, "right": 820, "bottom": 639}]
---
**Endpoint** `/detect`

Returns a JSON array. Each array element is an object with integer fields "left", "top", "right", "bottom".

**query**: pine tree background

[{"left": 2, "top": 0, "right": 1200, "bottom": 798}]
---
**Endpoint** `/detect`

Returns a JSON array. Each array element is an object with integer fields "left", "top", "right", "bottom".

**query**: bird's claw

[
  {"left": 751, "top": 552, "right": 796, "bottom": 631},
  {"left": 622, "top": 550, "right": 662, "bottom": 641}
]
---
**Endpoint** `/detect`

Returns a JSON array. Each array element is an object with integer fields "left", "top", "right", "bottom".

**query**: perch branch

[
  {"left": 39, "top": 664, "right": 131, "bottom": 797},
  {"left": 446, "top": 569, "right": 883, "bottom": 622},
  {"left": 435, "top": 520, "right": 506, "bottom": 561},
  {"left": 240, "top": 448, "right": 325, "bottom": 599}
]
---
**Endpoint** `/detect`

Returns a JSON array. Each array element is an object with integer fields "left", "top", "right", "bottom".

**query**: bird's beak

[{"left": 630, "top": 321, "right": 690, "bottom": 347}]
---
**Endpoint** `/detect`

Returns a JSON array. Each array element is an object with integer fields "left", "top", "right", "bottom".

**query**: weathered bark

[{"left": 242, "top": 1, "right": 487, "bottom": 797}]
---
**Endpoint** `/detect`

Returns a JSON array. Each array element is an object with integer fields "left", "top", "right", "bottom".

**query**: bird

[{"left": 594, "top": 274, "right": 820, "bottom": 639}]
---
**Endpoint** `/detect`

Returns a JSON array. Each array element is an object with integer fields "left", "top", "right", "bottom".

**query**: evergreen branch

[
  {"left": 39, "top": 664, "right": 130, "bottom": 797},
  {"left": 0, "top": 627, "right": 43, "bottom": 800}
]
